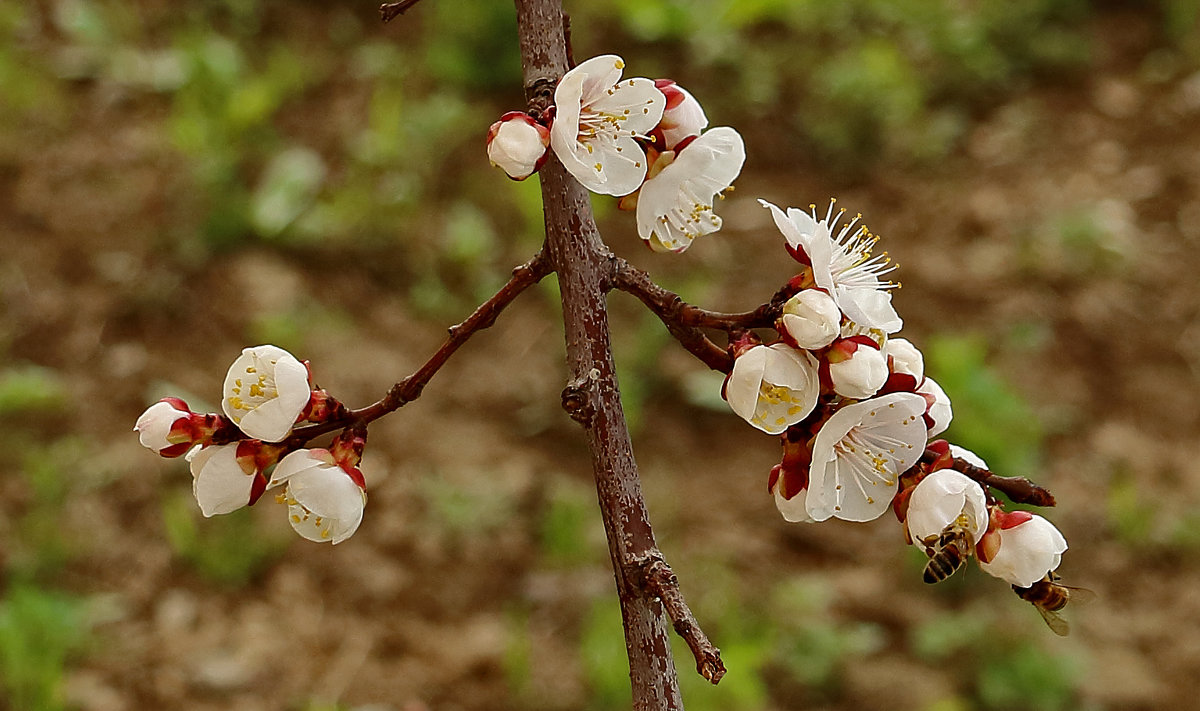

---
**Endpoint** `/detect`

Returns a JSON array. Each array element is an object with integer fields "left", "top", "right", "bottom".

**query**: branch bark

[{"left": 513, "top": 1, "right": 683, "bottom": 708}]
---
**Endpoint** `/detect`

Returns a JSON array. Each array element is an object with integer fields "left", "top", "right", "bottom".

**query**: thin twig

[
  {"left": 610, "top": 257, "right": 801, "bottom": 372},
  {"left": 611, "top": 257, "right": 797, "bottom": 333},
  {"left": 638, "top": 554, "right": 726, "bottom": 685},
  {"left": 918, "top": 448, "right": 1057, "bottom": 507},
  {"left": 956, "top": 457, "right": 1057, "bottom": 508},
  {"left": 380, "top": 0, "right": 425, "bottom": 23},
  {"left": 287, "top": 251, "right": 549, "bottom": 445}
]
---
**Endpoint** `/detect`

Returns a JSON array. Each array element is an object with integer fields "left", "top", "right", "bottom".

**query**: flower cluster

[
  {"left": 134, "top": 345, "right": 367, "bottom": 544},
  {"left": 725, "top": 199, "right": 1070, "bottom": 608},
  {"left": 486, "top": 54, "right": 745, "bottom": 253}
]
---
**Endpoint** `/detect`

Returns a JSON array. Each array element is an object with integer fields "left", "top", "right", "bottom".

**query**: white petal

[
  {"left": 725, "top": 346, "right": 768, "bottom": 422},
  {"left": 222, "top": 345, "right": 310, "bottom": 442},
  {"left": 637, "top": 127, "right": 744, "bottom": 251},
  {"left": 268, "top": 448, "right": 325, "bottom": 488},
  {"left": 838, "top": 287, "right": 903, "bottom": 334},
  {"left": 885, "top": 338, "right": 924, "bottom": 382},
  {"left": 949, "top": 444, "right": 987, "bottom": 470},
  {"left": 135, "top": 401, "right": 188, "bottom": 451},
  {"left": 829, "top": 346, "right": 888, "bottom": 400},
  {"left": 190, "top": 445, "right": 254, "bottom": 517},
  {"left": 980, "top": 515, "right": 1068, "bottom": 587},
  {"left": 806, "top": 392, "right": 929, "bottom": 522},
  {"left": 918, "top": 377, "right": 953, "bottom": 437},
  {"left": 658, "top": 84, "right": 708, "bottom": 149},
  {"left": 780, "top": 290, "right": 842, "bottom": 350},
  {"left": 905, "top": 469, "right": 988, "bottom": 544},
  {"left": 772, "top": 481, "right": 815, "bottom": 523},
  {"left": 587, "top": 78, "right": 666, "bottom": 135}
]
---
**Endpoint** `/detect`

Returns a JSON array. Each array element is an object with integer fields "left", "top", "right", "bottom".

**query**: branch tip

[
  {"left": 380, "top": 0, "right": 424, "bottom": 22},
  {"left": 637, "top": 555, "right": 726, "bottom": 685}
]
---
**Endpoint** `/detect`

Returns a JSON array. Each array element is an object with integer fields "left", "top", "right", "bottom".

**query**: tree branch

[
  {"left": 637, "top": 553, "right": 726, "bottom": 685},
  {"left": 918, "top": 448, "right": 1057, "bottom": 508},
  {"left": 380, "top": 0, "right": 426, "bottom": 23},
  {"left": 955, "top": 457, "right": 1057, "bottom": 508},
  {"left": 611, "top": 256, "right": 798, "bottom": 332},
  {"left": 287, "top": 251, "right": 549, "bottom": 444},
  {"left": 514, "top": 1, "right": 686, "bottom": 708}
]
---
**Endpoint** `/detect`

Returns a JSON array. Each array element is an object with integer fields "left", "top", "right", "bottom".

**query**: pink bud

[
  {"left": 135, "top": 399, "right": 195, "bottom": 457},
  {"left": 652, "top": 79, "right": 708, "bottom": 150},
  {"left": 486, "top": 111, "right": 551, "bottom": 181}
]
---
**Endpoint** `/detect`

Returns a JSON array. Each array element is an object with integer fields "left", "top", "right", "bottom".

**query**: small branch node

[
  {"left": 635, "top": 553, "right": 727, "bottom": 685},
  {"left": 560, "top": 375, "right": 596, "bottom": 426}
]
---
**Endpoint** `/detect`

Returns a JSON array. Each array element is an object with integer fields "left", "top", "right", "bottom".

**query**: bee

[
  {"left": 920, "top": 515, "right": 974, "bottom": 584},
  {"left": 1013, "top": 572, "right": 1095, "bottom": 636}
]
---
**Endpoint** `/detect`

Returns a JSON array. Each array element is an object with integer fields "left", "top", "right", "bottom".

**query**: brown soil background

[{"left": 3, "top": 3, "right": 1200, "bottom": 711}]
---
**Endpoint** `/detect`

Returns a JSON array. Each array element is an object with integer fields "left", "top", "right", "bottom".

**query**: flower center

[{"left": 226, "top": 359, "right": 280, "bottom": 421}]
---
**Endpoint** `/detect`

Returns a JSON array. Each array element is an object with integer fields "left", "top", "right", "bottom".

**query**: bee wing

[
  {"left": 1036, "top": 606, "right": 1070, "bottom": 636},
  {"left": 1064, "top": 586, "right": 1098, "bottom": 606}
]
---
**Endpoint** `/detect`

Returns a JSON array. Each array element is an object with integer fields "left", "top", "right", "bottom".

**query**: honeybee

[
  {"left": 1013, "top": 572, "right": 1095, "bottom": 636},
  {"left": 920, "top": 515, "right": 974, "bottom": 584}
]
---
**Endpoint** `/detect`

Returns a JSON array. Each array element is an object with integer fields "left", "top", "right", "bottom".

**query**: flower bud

[
  {"left": 882, "top": 337, "right": 924, "bottom": 393},
  {"left": 978, "top": 513, "right": 1068, "bottom": 587},
  {"left": 779, "top": 289, "right": 842, "bottom": 350},
  {"left": 904, "top": 469, "right": 988, "bottom": 546},
  {"left": 653, "top": 79, "right": 708, "bottom": 150},
  {"left": 486, "top": 111, "right": 551, "bottom": 181},
  {"left": 768, "top": 435, "right": 814, "bottom": 522},
  {"left": 134, "top": 398, "right": 194, "bottom": 457},
  {"left": 916, "top": 376, "right": 953, "bottom": 437},
  {"left": 826, "top": 337, "right": 887, "bottom": 400}
]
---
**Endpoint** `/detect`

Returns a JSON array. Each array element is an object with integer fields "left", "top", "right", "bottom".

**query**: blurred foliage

[
  {"left": 0, "top": 365, "right": 70, "bottom": 416},
  {"left": 925, "top": 333, "right": 1043, "bottom": 478},
  {"left": 0, "top": 585, "right": 91, "bottom": 711},
  {"left": 162, "top": 489, "right": 290, "bottom": 585}
]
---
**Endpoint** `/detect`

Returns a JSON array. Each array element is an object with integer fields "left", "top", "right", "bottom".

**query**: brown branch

[
  {"left": 957, "top": 458, "right": 1058, "bottom": 508},
  {"left": 918, "top": 448, "right": 1057, "bottom": 508},
  {"left": 514, "top": 1, "right": 687, "bottom": 708},
  {"left": 612, "top": 256, "right": 797, "bottom": 332},
  {"left": 638, "top": 554, "right": 726, "bottom": 685},
  {"left": 380, "top": 0, "right": 425, "bottom": 22},
  {"left": 287, "top": 252, "right": 549, "bottom": 445},
  {"left": 610, "top": 257, "right": 802, "bottom": 372}
]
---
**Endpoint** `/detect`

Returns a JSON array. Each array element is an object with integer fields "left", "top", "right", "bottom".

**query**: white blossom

[
  {"left": 134, "top": 399, "right": 190, "bottom": 453},
  {"left": 222, "top": 345, "right": 311, "bottom": 442},
  {"left": 486, "top": 112, "right": 550, "bottom": 180},
  {"left": 188, "top": 444, "right": 258, "bottom": 517},
  {"left": 761, "top": 199, "right": 902, "bottom": 333},
  {"left": 549, "top": 54, "right": 665, "bottom": 196},
  {"left": 270, "top": 449, "right": 366, "bottom": 544},
  {"left": 917, "top": 376, "right": 953, "bottom": 437},
  {"left": 780, "top": 289, "right": 842, "bottom": 350},
  {"left": 979, "top": 514, "right": 1068, "bottom": 587},
  {"left": 806, "top": 392, "right": 928, "bottom": 522},
  {"left": 635, "top": 127, "right": 745, "bottom": 252},
  {"left": 725, "top": 343, "right": 819, "bottom": 435},
  {"left": 905, "top": 469, "right": 988, "bottom": 545}
]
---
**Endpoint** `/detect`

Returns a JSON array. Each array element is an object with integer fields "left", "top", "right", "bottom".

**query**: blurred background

[{"left": 3, "top": 0, "right": 1200, "bottom": 709}]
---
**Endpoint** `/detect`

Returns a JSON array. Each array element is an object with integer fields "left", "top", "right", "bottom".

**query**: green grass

[{"left": 0, "top": 585, "right": 91, "bottom": 711}]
